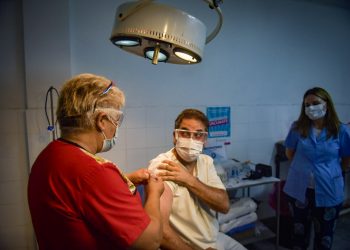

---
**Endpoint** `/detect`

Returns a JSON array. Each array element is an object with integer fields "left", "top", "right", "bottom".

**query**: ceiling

[{"left": 292, "top": 0, "right": 350, "bottom": 10}]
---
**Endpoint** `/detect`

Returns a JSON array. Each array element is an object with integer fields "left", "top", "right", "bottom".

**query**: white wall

[
  {"left": 0, "top": 0, "right": 34, "bottom": 249},
  {"left": 1, "top": 0, "right": 349, "bottom": 249}
]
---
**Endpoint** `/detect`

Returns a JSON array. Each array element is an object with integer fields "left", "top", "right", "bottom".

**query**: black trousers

[{"left": 287, "top": 188, "right": 342, "bottom": 250}]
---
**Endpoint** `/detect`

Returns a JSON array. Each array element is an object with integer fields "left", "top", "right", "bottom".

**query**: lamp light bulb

[
  {"left": 144, "top": 46, "right": 168, "bottom": 64},
  {"left": 174, "top": 51, "right": 197, "bottom": 63}
]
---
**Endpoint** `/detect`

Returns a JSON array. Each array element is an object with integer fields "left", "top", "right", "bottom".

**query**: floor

[{"left": 242, "top": 211, "right": 350, "bottom": 250}]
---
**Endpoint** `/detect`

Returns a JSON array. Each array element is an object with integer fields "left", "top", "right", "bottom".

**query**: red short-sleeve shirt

[{"left": 28, "top": 140, "right": 150, "bottom": 250}]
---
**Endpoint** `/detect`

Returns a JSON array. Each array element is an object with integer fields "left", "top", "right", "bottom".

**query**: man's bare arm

[
  {"left": 159, "top": 184, "right": 200, "bottom": 250},
  {"left": 185, "top": 177, "right": 229, "bottom": 213}
]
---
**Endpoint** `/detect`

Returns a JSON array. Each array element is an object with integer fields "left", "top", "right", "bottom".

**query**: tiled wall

[
  {"left": 1, "top": 103, "right": 348, "bottom": 249},
  {"left": 0, "top": 110, "right": 35, "bottom": 250},
  {"left": 99, "top": 104, "right": 299, "bottom": 173}
]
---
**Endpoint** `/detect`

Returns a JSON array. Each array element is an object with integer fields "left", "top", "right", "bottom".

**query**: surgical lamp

[{"left": 110, "top": 0, "right": 223, "bottom": 65}]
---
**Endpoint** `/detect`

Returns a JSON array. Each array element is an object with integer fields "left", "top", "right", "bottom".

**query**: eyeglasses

[
  {"left": 100, "top": 81, "right": 114, "bottom": 96},
  {"left": 105, "top": 109, "right": 124, "bottom": 127},
  {"left": 175, "top": 129, "right": 208, "bottom": 141},
  {"left": 115, "top": 111, "right": 124, "bottom": 127}
]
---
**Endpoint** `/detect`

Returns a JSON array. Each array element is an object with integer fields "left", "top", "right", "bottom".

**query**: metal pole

[{"left": 276, "top": 181, "right": 280, "bottom": 250}]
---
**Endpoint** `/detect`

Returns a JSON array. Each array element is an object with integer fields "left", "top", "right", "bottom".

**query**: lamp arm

[{"left": 203, "top": 0, "right": 223, "bottom": 44}]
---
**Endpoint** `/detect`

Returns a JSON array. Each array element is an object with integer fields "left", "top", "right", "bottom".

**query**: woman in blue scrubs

[{"left": 283, "top": 87, "right": 350, "bottom": 250}]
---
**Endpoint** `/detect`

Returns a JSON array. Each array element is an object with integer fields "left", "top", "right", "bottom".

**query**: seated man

[{"left": 148, "top": 109, "right": 246, "bottom": 250}]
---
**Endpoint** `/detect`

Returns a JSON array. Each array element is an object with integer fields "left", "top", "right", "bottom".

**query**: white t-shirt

[{"left": 148, "top": 149, "right": 226, "bottom": 249}]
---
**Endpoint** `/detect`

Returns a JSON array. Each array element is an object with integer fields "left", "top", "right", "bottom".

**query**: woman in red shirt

[{"left": 28, "top": 73, "right": 164, "bottom": 250}]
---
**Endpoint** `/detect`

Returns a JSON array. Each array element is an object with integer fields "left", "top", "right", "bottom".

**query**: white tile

[
  {"left": 250, "top": 105, "right": 277, "bottom": 123},
  {"left": 25, "top": 109, "right": 53, "bottom": 137},
  {"left": 146, "top": 147, "right": 164, "bottom": 163},
  {"left": 0, "top": 224, "right": 35, "bottom": 249},
  {"left": 25, "top": 108, "right": 55, "bottom": 167},
  {"left": 146, "top": 127, "right": 165, "bottom": 147},
  {"left": 274, "top": 105, "right": 298, "bottom": 128},
  {"left": 0, "top": 110, "right": 24, "bottom": 134},
  {"left": 146, "top": 106, "right": 165, "bottom": 128},
  {"left": 126, "top": 148, "right": 149, "bottom": 172},
  {"left": 271, "top": 120, "right": 289, "bottom": 143},
  {"left": 164, "top": 126, "right": 175, "bottom": 140},
  {"left": 0, "top": 156, "right": 27, "bottom": 182},
  {"left": 0, "top": 180, "right": 26, "bottom": 205},
  {"left": 0, "top": 133, "right": 24, "bottom": 158},
  {"left": 336, "top": 104, "right": 350, "bottom": 122},
  {"left": 123, "top": 107, "right": 146, "bottom": 128},
  {"left": 163, "top": 106, "right": 186, "bottom": 128},
  {"left": 126, "top": 128, "right": 146, "bottom": 149},
  {"left": 0, "top": 203, "right": 28, "bottom": 226},
  {"left": 98, "top": 148, "right": 127, "bottom": 171},
  {"left": 26, "top": 132, "right": 51, "bottom": 167},
  {"left": 231, "top": 106, "right": 253, "bottom": 123},
  {"left": 248, "top": 122, "right": 276, "bottom": 140},
  {"left": 231, "top": 122, "right": 250, "bottom": 142},
  {"left": 247, "top": 139, "right": 275, "bottom": 164},
  {"left": 226, "top": 141, "right": 250, "bottom": 161}
]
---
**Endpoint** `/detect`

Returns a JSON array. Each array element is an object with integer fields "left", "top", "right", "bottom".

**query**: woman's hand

[
  {"left": 144, "top": 175, "right": 164, "bottom": 197},
  {"left": 126, "top": 168, "right": 150, "bottom": 185}
]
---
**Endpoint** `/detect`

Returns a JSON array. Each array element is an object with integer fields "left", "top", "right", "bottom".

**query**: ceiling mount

[{"left": 110, "top": 0, "right": 223, "bottom": 65}]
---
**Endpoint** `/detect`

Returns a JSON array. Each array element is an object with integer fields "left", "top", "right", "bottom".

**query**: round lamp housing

[{"left": 110, "top": 2, "right": 206, "bottom": 64}]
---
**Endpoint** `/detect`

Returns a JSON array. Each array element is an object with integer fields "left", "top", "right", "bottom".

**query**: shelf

[
  {"left": 221, "top": 176, "right": 281, "bottom": 249},
  {"left": 231, "top": 221, "right": 275, "bottom": 246},
  {"left": 225, "top": 177, "right": 280, "bottom": 190}
]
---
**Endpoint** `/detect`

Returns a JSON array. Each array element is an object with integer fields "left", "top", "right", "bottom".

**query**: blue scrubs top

[{"left": 283, "top": 123, "right": 350, "bottom": 207}]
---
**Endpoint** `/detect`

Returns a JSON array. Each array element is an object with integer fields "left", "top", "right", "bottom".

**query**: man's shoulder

[{"left": 198, "top": 153, "right": 214, "bottom": 166}]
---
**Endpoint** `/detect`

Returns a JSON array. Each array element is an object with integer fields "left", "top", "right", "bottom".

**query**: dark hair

[
  {"left": 175, "top": 109, "right": 209, "bottom": 131},
  {"left": 294, "top": 87, "right": 340, "bottom": 138}
]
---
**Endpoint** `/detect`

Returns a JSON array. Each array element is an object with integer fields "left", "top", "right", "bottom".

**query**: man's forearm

[
  {"left": 160, "top": 226, "right": 199, "bottom": 250},
  {"left": 186, "top": 177, "right": 229, "bottom": 213}
]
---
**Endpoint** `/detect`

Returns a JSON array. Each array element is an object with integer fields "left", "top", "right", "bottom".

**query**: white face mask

[
  {"left": 175, "top": 137, "right": 204, "bottom": 162},
  {"left": 305, "top": 103, "right": 327, "bottom": 120},
  {"left": 100, "top": 122, "right": 118, "bottom": 153}
]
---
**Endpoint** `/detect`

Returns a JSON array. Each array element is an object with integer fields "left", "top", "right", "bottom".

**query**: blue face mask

[{"left": 100, "top": 121, "right": 118, "bottom": 153}]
